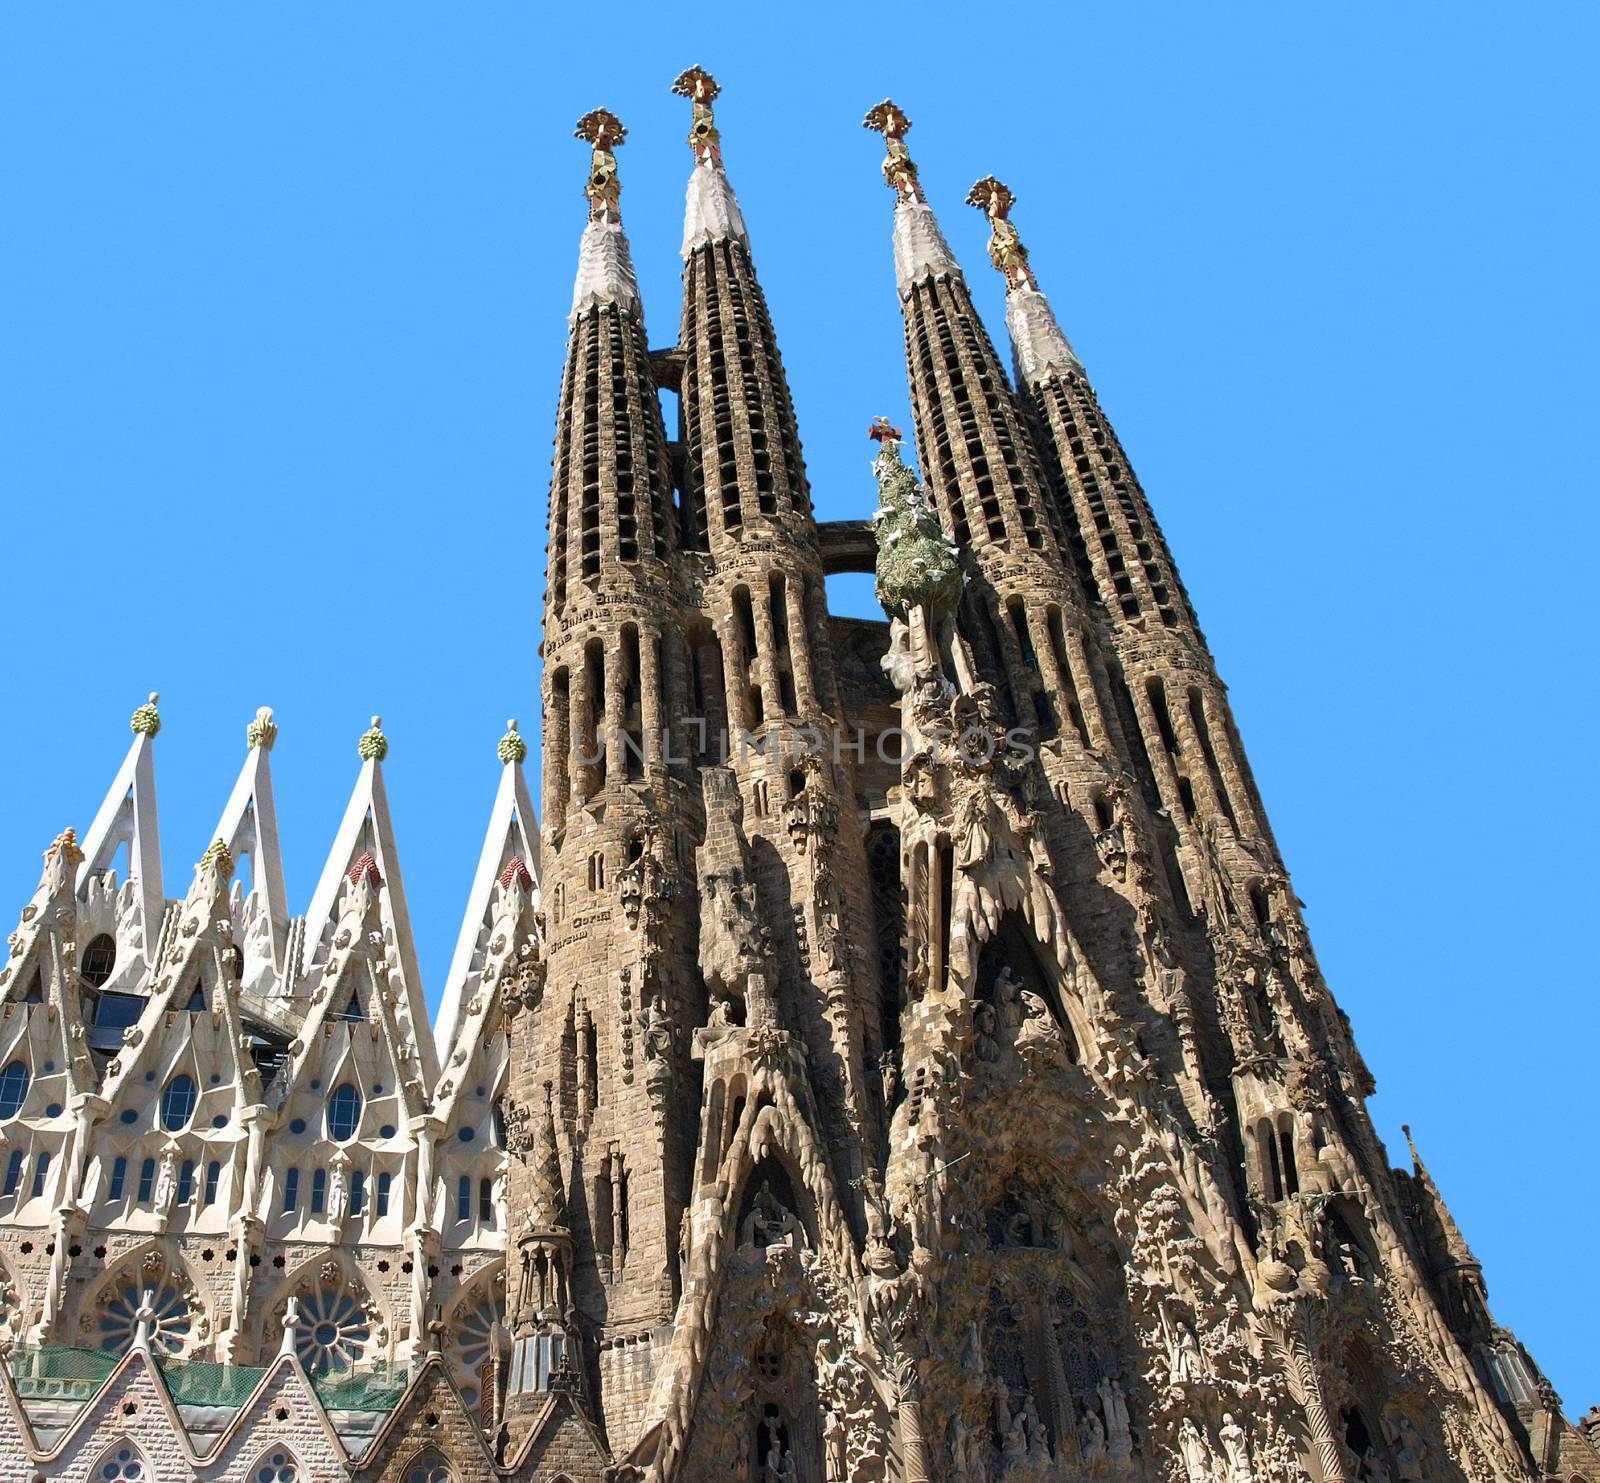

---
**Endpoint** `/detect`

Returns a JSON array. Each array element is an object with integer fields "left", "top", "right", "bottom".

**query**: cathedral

[{"left": 0, "top": 68, "right": 1592, "bottom": 1483}]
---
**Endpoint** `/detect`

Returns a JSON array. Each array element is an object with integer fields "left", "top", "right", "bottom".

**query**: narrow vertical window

[
  {"left": 311, "top": 1168, "right": 327, "bottom": 1215},
  {"left": 283, "top": 1167, "right": 300, "bottom": 1213},
  {"left": 28, "top": 1151, "right": 49, "bottom": 1198},
  {"left": 204, "top": 1161, "right": 221, "bottom": 1205},
  {"left": 138, "top": 1158, "right": 157, "bottom": 1203},
  {"left": 479, "top": 1177, "right": 494, "bottom": 1224},
  {"left": 376, "top": 1171, "right": 392, "bottom": 1216},
  {"left": 109, "top": 1156, "right": 128, "bottom": 1200},
  {"left": 177, "top": 1159, "right": 195, "bottom": 1204},
  {"left": 457, "top": 1175, "right": 472, "bottom": 1222},
  {"left": 351, "top": 1170, "right": 365, "bottom": 1216},
  {"left": 2, "top": 1150, "right": 23, "bottom": 1195}
]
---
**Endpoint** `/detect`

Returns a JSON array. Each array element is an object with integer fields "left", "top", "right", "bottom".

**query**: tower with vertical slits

[{"left": 0, "top": 73, "right": 1591, "bottom": 1483}]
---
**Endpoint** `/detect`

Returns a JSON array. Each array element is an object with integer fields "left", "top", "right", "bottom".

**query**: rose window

[
  {"left": 96, "top": 1445, "right": 145, "bottom": 1480},
  {"left": 97, "top": 1278, "right": 192, "bottom": 1356},
  {"left": 253, "top": 1451, "right": 299, "bottom": 1483},
  {"left": 449, "top": 1285, "right": 506, "bottom": 1411},
  {"left": 295, "top": 1285, "right": 370, "bottom": 1376}
]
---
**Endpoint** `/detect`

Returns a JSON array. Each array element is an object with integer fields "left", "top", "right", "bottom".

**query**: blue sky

[{"left": 2, "top": 2, "right": 1595, "bottom": 1405}]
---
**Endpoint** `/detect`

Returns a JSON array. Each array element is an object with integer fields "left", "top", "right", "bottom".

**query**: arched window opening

[
  {"left": 204, "top": 1161, "right": 221, "bottom": 1205},
  {"left": 176, "top": 1160, "right": 194, "bottom": 1205},
  {"left": 403, "top": 1452, "right": 453, "bottom": 1483},
  {"left": 581, "top": 1014, "right": 599, "bottom": 1114},
  {"left": 282, "top": 1167, "right": 300, "bottom": 1212},
  {"left": 350, "top": 1170, "right": 365, "bottom": 1215},
  {"left": 138, "top": 1158, "right": 157, "bottom": 1203},
  {"left": 620, "top": 624, "right": 645, "bottom": 780},
  {"left": 1145, "top": 677, "right": 1179, "bottom": 757},
  {"left": 91, "top": 1443, "right": 148, "bottom": 1481},
  {"left": 311, "top": 1169, "right": 327, "bottom": 1215},
  {"left": 376, "top": 1171, "right": 392, "bottom": 1216},
  {"left": 866, "top": 823, "right": 905, "bottom": 1058},
  {"left": 327, "top": 1083, "right": 362, "bottom": 1142},
  {"left": 1276, "top": 1115, "right": 1300, "bottom": 1197},
  {"left": 160, "top": 1075, "right": 197, "bottom": 1131},
  {"left": 582, "top": 638, "right": 607, "bottom": 794},
  {"left": 108, "top": 1156, "right": 128, "bottom": 1200},
  {"left": 0, "top": 1061, "right": 29, "bottom": 1120},
  {"left": 81, "top": 934, "right": 118, "bottom": 988},
  {"left": 250, "top": 1450, "right": 300, "bottom": 1483},
  {"left": 1257, "top": 1120, "right": 1285, "bottom": 1202},
  {"left": 2, "top": 1151, "right": 23, "bottom": 1196}
]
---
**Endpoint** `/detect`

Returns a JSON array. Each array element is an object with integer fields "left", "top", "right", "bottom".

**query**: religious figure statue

[
  {"left": 741, "top": 1180, "right": 800, "bottom": 1251},
  {"left": 1178, "top": 1417, "right": 1214, "bottom": 1483},
  {"left": 1219, "top": 1412, "right": 1255, "bottom": 1483}
]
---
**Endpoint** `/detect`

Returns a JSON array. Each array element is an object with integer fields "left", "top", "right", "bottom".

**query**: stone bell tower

[{"left": 504, "top": 106, "right": 703, "bottom": 1452}]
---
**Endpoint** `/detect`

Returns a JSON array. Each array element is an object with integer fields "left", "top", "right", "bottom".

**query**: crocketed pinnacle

[
  {"left": 571, "top": 109, "right": 641, "bottom": 321},
  {"left": 531, "top": 1080, "right": 567, "bottom": 1231},
  {"left": 674, "top": 66, "right": 748, "bottom": 257},
  {"left": 869, "top": 417, "right": 961, "bottom": 618},
  {"left": 863, "top": 100, "right": 960, "bottom": 297},
  {"left": 129, "top": 692, "right": 161, "bottom": 737},
  {"left": 967, "top": 175, "right": 1082, "bottom": 383}
]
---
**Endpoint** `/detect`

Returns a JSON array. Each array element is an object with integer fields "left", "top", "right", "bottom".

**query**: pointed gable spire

[
  {"left": 78, "top": 692, "right": 165, "bottom": 966},
  {"left": 436, "top": 720, "right": 542, "bottom": 1059},
  {"left": 673, "top": 66, "right": 748, "bottom": 256},
  {"left": 863, "top": 100, "right": 961, "bottom": 296},
  {"left": 570, "top": 108, "right": 640, "bottom": 322},
  {"left": 207, "top": 707, "right": 289, "bottom": 989},
  {"left": 967, "top": 175, "right": 1083, "bottom": 384},
  {"left": 1403, "top": 1124, "right": 1482, "bottom": 1274},
  {"left": 302, "top": 717, "right": 437, "bottom": 1085}
]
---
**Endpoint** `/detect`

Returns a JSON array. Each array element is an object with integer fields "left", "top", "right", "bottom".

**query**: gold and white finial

[
  {"left": 966, "top": 176, "right": 1036, "bottom": 291},
  {"left": 672, "top": 66, "right": 722, "bottom": 165},
  {"left": 498, "top": 718, "right": 528, "bottom": 767},
  {"left": 863, "top": 100, "right": 923, "bottom": 203},
  {"left": 357, "top": 715, "right": 389, "bottom": 763},
  {"left": 246, "top": 706, "right": 278, "bottom": 752},
  {"left": 130, "top": 691, "right": 162, "bottom": 738},
  {"left": 574, "top": 109, "right": 627, "bottom": 222}
]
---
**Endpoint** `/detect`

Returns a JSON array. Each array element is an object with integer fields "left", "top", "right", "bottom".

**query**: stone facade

[{"left": 0, "top": 69, "right": 1591, "bottom": 1483}]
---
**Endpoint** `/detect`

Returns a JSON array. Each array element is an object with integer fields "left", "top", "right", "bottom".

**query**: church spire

[
  {"left": 966, "top": 175, "right": 1083, "bottom": 383},
  {"left": 78, "top": 692, "right": 165, "bottom": 966},
  {"left": 674, "top": 65, "right": 748, "bottom": 255},
  {"left": 863, "top": 99, "right": 960, "bottom": 295},
  {"left": 569, "top": 108, "right": 640, "bottom": 322}
]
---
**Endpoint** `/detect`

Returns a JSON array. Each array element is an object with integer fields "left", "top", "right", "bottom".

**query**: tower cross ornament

[
  {"left": 672, "top": 65, "right": 722, "bottom": 164},
  {"left": 967, "top": 175, "right": 1035, "bottom": 290},
  {"left": 863, "top": 99, "right": 923, "bottom": 203},
  {"left": 574, "top": 108, "right": 627, "bottom": 221}
]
